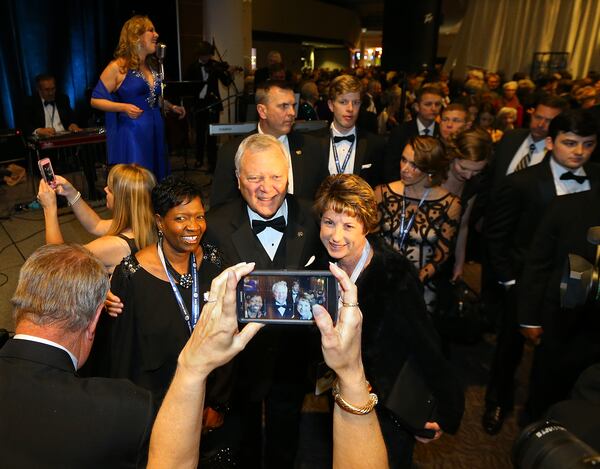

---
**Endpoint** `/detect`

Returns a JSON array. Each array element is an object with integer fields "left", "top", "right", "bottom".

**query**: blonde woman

[
  {"left": 90, "top": 15, "right": 185, "bottom": 180},
  {"left": 38, "top": 164, "right": 157, "bottom": 274}
]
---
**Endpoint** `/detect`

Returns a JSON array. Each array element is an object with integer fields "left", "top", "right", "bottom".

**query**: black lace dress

[{"left": 377, "top": 184, "right": 461, "bottom": 313}]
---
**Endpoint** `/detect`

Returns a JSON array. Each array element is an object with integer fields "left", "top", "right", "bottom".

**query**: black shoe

[{"left": 482, "top": 406, "right": 505, "bottom": 435}]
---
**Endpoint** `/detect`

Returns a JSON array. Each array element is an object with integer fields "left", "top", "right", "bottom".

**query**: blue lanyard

[
  {"left": 398, "top": 188, "right": 430, "bottom": 252},
  {"left": 331, "top": 135, "right": 355, "bottom": 174},
  {"left": 157, "top": 241, "right": 200, "bottom": 333}
]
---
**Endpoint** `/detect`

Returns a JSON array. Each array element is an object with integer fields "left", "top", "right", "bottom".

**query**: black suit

[
  {"left": 384, "top": 119, "right": 440, "bottom": 183},
  {"left": 483, "top": 156, "right": 600, "bottom": 411},
  {"left": 266, "top": 300, "right": 294, "bottom": 319},
  {"left": 210, "top": 129, "right": 328, "bottom": 208},
  {"left": 185, "top": 59, "right": 232, "bottom": 168},
  {"left": 21, "top": 93, "right": 77, "bottom": 136},
  {"left": 312, "top": 126, "right": 386, "bottom": 188},
  {"left": 0, "top": 339, "right": 153, "bottom": 468},
  {"left": 517, "top": 188, "right": 600, "bottom": 418},
  {"left": 204, "top": 194, "right": 323, "bottom": 469},
  {"left": 486, "top": 128, "right": 531, "bottom": 192}
]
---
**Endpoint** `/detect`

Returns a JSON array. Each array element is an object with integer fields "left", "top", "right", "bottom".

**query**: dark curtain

[{"left": 0, "top": 0, "right": 179, "bottom": 129}]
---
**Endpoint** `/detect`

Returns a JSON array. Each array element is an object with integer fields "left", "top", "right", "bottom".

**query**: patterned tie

[{"left": 514, "top": 143, "right": 537, "bottom": 172}]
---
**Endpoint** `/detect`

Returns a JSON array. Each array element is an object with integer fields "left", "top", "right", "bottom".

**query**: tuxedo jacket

[
  {"left": 204, "top": 194, "right": 324, "bottom": 400},
  {"left": 184, "top": 59, "right": 232, "bottom": 112},
  {"left": 487, "top": 128, "right": 531, "bottom": 191},
  {"left": 0, "top": 339, "right": 153, "bottom": 468},
  {"left": 210, "top": 129, "right": 328, "bottom": 208},
  {"left": 484, "top": 156, "right": 600, "bottom": 283},
  {"left": 517, "top": 187, "right": 600, "bottom": 340},
  {"left": 383, "top": 119, "right": 440, "bottom": 183},
  {"left": 21, "top": 93, "right": 77, "bottom": 136},
  {"left": 312, "top": 126, "right": 386, "bottom": 188},
  {"left": 266, "top": 300, "right": 294, "bottom": 319}
]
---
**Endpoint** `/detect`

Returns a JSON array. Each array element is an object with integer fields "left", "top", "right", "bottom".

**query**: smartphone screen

[
  {"left": 237, "top": 270, "right": 338, "bottom": 325},
  {"left": 38, "top": 158, "right": 56, "bottom": 187}
]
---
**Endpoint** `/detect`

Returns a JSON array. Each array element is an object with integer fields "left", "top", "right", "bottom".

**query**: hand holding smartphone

[
  {"left": 237, "top": 270, "right": 339, "bottom": 325},
  {"left": 38, "top": 158, "right": 56, "bottom": 188}
]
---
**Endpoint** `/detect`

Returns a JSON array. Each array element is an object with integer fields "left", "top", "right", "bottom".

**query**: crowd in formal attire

[{"left": 7, "top": 16, "right": 600, "bottom": 466}]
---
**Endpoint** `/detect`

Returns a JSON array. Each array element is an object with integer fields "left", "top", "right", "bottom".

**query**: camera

[
  {"left": 513, "top": 420, "right": 600, "bottom": 468},
  {"left": 236, "top": 270, "right": 338, "bottom": 325},
  {"left": 560, "top": 227, "right": 600, "bottom": 309}
]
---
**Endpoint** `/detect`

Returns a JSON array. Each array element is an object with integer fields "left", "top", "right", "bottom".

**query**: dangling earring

[{"left": 158, "top": 229, "right": 163, "bottom": 239}]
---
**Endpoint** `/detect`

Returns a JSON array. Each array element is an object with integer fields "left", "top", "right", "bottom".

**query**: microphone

[{"left": 157, "top": 43, "right": 166, "bottom": 62}]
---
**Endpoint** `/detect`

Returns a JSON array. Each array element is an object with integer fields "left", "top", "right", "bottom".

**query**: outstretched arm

[{"left": 147, "top": 262, "right": 263, "bottom": 469}]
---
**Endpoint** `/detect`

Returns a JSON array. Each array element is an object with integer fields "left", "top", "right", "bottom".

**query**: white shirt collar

[
  {"left": 330, "top": 122, "right": 356, "bottom": 137},
  {"left": 416, "top": 118, "right": 435, "bottom": 135},
  {"left": 549, "top": 155, "right": 589, "bottom": 196},
  {"left": 13, "top": 334, "right": 79, "bottom": 369}
]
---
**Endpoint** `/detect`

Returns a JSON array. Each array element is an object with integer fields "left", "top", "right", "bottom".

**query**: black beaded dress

[{"left": 377, "top": 184, "right": 461, "bottom": 312}]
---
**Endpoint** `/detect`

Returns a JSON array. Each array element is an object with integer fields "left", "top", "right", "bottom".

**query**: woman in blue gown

[{"left": 91, "top": 15, "right": 185, "bottom": 181}]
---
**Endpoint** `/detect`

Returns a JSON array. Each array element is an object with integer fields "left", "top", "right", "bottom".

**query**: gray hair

[
  {"left": 11, "top": 244, "right": 109, "bottom": 332},
  {"left": 272, "top": 280, "right": 288, "bottom": 293},
  {"left": 234, "top": 133, "right": 289, "bottom": 175}
]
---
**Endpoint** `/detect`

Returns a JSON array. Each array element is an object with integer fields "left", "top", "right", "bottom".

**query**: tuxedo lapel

[
  {"left": 284, "top": 197, "right": 310, "bottom": 269},
  {"left": 354, "top": 129, "right": 368, "bottom": 174},
  {"left": 288, "top": 132, "right": 305, "bottom": 191},
  {"left": 229, "top": 201, "right": 271, "bottom": 266},
  {"left": 536, "top": 157, "right": 557, "bottom": 205}
]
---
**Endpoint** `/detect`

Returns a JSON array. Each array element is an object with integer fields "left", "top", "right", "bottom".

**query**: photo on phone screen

[
  {"left": 38, "top": 158, "right": 56, "bottom": 187},
  {"left": 237, "top": 270, "right": 338, "bottom": 325}
]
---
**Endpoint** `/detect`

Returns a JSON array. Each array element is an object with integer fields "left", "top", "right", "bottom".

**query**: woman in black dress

[
  {"left": 91, "top": 176, "right": 233, "bottom": 466},
  {"left": 314, "top": 174, "right": 464, "bottom": 468}
]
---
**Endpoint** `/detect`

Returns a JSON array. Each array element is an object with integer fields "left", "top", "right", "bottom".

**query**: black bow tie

[
  {"left": 252, "top": 216, "right": 286, "bottom": 234},
  {"left": 333, "top": 135, "right": 355, "bottom": 144},
  {"left": 44, "top": 101, "right": 55, "bottom": 107},
  {"left": 560, "top": 172, "right": 588, "bottom": 184}
]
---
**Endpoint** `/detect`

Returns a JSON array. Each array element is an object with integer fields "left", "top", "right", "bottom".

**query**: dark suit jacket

[
  {"left": 184, "top": 59, "right": 232, "bottom": 113},
  {"left": 383, "top": 119, "right": 440, "bottom": 183},
  {"left": 312, "top": 126, "right": 386, "bottom": 187},
  {"left": 487, "top": 128, "right": 531, "bottom": 191},
  {"left": 204, "top": 194, "right": 324, "bottom": 400},
  {"left": 517, "top": 187, "right": 600, "bottom": 340},
  {"left": 210, "top": 129, "right": 328, "bottom": 208},
  {"left": 484, "top": 156, "right": 600, "bottom": 283},
  {"left": 21, "top": 93, "right": 77, "bottom": 135},
  {"left": 0, "top": 339, "right": 153, "bottom": 468}
]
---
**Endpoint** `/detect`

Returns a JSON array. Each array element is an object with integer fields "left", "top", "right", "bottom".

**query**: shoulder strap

[{"left": 116, "top": 233, "right": 138, "bottom": 255}]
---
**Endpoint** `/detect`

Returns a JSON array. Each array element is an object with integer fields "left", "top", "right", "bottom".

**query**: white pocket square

[
  {"left": 304, "top": 255, "right": 316, "bottom": 267},
  {"left": 361, "top": 163, "right": 372, "bottom": 169}
]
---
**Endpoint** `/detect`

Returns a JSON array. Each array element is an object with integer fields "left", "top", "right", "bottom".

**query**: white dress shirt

[
  {"left": 247, "top": 199, "right": 288, "bottom": 260},
  {"left": 257, "top": 122, "right": 294, "bottom": 194},
  {"left": 549, "top": 156, "right": 590, "bottom": 196},
  {"left": 40, "top": 97, "right": 65, "bottom": 133},
  {"left": 328, "top": 123, "right": 357, "bottom": 176},
  {"left": 416, "top": 118, "right": 435, "bottom": 136}
]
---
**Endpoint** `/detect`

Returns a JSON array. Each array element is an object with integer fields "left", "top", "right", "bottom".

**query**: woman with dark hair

[
  {"left": 91, "top": 15, "right": 185, "bottom": 180},
  {"left": 315, "top": 174, "right": 464, "bottom": 468},
  {"left": 90, "top": 176, "right": 233, "bottom": 466},
  {"left": 375, "top": 136, "right": 461, "bottom": 312}
]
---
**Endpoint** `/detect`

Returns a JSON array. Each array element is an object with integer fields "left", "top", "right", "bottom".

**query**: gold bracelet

[{"left": 332, "top": 379, "right": 378, "bottom": 415}]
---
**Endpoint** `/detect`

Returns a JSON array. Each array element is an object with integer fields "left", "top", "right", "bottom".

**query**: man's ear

[
  {"left": 327, "top": 99, "right": 334, "bottom": 113},
  {"left": 545, "top": 136, "right": 554, "bottom": 151},
  {"left": 86, "top": 303, "right": 104, "bottom": 342},
  {"left": 257, "top": 103, "right": 267, "bottom": 120}
]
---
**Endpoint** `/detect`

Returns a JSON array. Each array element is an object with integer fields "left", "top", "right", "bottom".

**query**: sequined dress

[
  {"left": 92, "top": 68, "right": 168, "bottom": 180},
  {"left": 377, "top": 184, "right": 461, "bottom": 312}
]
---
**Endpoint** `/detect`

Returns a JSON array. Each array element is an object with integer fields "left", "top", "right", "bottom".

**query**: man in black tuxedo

[
  {"left": 517, "top": 188, "right": 600, "bottom": 421},
  {"left": 312, "top": 74, "right": 385, "bottom": 188},
  {"left": 384, "top": 85, "right": 442, "bottom": 182},
  {"left": 204, "top": 133, "right": 323, "bottom": 469},
  {"left": 482, "top": 109, "right": 600, "bottom": 434},
  {"left": 0, "top": 244, "right": 153, "bottom": 468},
  {"left": 210, "top": 80, "right": 327, "bottom": 208},
  {"left": 266, "top": 280, "right": 294, "bottom": 319},
  {"left": 21, "top": 74, "right": 81, "bottom": 136},
  {"left": 185, "top": 41, "right": 233, "bottom": 171}
]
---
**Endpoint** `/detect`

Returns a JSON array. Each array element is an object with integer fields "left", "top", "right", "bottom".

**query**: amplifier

[{"left": 0, "top": 129, "right": 27, "bottom": 164}]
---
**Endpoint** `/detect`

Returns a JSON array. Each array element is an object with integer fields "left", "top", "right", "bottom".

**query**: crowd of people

[{"left": 4, "top": 12, "right": 600, "bottom": 469}]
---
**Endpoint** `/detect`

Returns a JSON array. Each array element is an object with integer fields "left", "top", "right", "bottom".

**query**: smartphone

[
  {"left": 38, "top": 158, "right": 56, "bottom": 188},
  {"left": 237, "top": 270, "right": 338, "bottom": 325}
]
